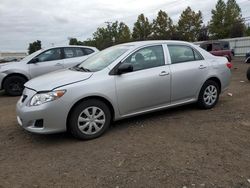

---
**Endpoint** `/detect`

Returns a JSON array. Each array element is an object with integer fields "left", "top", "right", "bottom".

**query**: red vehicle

[{"left": 200, "top": 41, "right": 233, "bottom": 62}]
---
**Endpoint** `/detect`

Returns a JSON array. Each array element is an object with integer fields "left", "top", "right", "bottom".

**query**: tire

[
  {"left": 247, "top": 67, "right": 250, "bottom": 81},
  {"left": 68, "top": 99, "right": 111, "bottom": 140},
  {"left": 3, "top": 75, "right": 27, "bottom": 96},
  {"left": 197, "top": 80, "right": 220, "bottom": 109}
]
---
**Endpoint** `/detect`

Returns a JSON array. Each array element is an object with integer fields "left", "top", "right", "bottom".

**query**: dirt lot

[{"left": 0, "top": 58, "right": 250, "bottom": 188}]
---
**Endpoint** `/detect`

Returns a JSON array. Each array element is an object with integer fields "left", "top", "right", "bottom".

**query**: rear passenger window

[
  {"left": 75, "top": 48, "right": 85, "bottom": 57},
  {"left": 64, "top": 48, "right": 75, "bottom": 58},
  {"left": 168, "top": 45, "right": 203, "bottom": 64},
  {"left": 63, "top": 48, "right": 88, "bottom": 59}
]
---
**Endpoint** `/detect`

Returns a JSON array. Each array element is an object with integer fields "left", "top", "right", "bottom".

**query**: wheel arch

[
  {"left": 246, "top": 57, "right": 250, "bottom": 63},
  {"left": 223, "top": 55, "right": 231, "bottom": 62},
  {"left": 2, "top": 73, "right": 29, "bottom": 89},
  {"left": 205, "top": 76, "right": 222, "bottom": 93},
  {"left": 66, "top": 95, "right": 115, "bottom": 131}
]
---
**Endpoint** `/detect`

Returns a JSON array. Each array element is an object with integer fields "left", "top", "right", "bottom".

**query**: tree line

[{"left": 29, "top": 0, "right": 250, "bottom": 53}]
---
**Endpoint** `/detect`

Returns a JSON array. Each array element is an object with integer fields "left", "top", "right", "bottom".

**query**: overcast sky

[{"left": 0, "top": 0, "right": 249, "bottom": 52}]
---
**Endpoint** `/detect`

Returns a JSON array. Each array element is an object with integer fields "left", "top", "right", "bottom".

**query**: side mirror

[
  {"left": 29, "top": 57, "right": 39, "bottom": 64},
  {"left": 117, "top": 63, "right": 133, "bottom": 75}
]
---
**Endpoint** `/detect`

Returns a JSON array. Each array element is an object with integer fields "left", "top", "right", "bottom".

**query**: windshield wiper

[
  {"left": 70, "top": 66, "right": 91, "bottom": 72},
  {"left": 78, "top": 67, "right": 91, "bottom": 72}
]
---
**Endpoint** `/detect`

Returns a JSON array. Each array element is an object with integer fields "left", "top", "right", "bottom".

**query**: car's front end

[
  {"left": 16, "top": 88, "right": 69, "bottom": 134},
  {"left": 16, "top": 44, "right": 132, "bottom": 136},
  {"left": 16, "top": 67, "right": 95, "bottom": 134}
]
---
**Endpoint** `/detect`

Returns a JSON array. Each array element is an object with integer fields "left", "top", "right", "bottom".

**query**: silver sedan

[{"left": 16, "top": 40, "right": 231, "bottom": 140}]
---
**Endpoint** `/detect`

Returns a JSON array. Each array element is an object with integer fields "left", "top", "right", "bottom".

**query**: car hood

[{"left": 25, "top": 69, "right": 93, "bottom": 91}]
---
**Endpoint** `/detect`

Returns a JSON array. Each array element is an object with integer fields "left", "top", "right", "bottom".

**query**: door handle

[
  {"left": 199, "top": 65, "right": 207, "bottom": 69},
  {"left": 55, "top": 63, "right": 63, "bottom": 66},
  {"left": 159, "top": 71, "right": 169, "bottom": 76}
]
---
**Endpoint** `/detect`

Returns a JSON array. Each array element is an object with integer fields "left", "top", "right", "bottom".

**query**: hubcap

[
  {"left": 77, "top": 106, "right": 105, "bottom": 135},
  {"left": 203, "top": 85, "right": 217, "bottom": 106}
]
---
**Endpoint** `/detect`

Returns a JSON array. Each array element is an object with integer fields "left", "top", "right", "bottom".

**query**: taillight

[{"left": 226, "top": 62, "right": 232, "bottom": 69}]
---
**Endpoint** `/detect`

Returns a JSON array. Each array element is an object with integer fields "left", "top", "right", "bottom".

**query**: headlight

[{"left": 29, "top": 90, "right": 66, "bottom": 106}]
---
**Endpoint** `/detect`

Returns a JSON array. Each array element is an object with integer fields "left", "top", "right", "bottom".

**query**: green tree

[
  {"left": 246, "top": 25, "right": 250, "bottom": 36},
  {"left": 82, "top": 38, "right": 97, "bottom": 48},
  {"left": 209, "top": 0, "right": 226, "bottom": 39},
  {"left": 89, "top": 21, "right": 131, "bottom": 50},
  {"left": 209, "top": 0, "right": 244, "bottom": 39},
  {"left": 132, "top": 14, "right": 152, "bottom": 41},
  {"left": 152, "top": 10, "right": 173, "bottom": 40},
  {"left": 117, "top": 22, "right": 131, "bottom": 43},
  {"left": 28, "top": 40, "right": 41, "bottom": 54},
  {"left": 177, "top": 7, "right": 203, "bottom": 41},
  {"left": 224, "top": 0, "right": 244, "bottom": 38},
  {"left": 170, "top": 25, "right": 182, "bottom": 40},
  {"left": 69, "top": 38, "right": 83, "bottom": 45},
  {"left": 92, "top": 27, "right": 111, "bottom": 49},
  {"left": 230, "top": 22, "right": 245, "bottom": 37},
  {"left": 198, "top": 25, "right": 209, "bottom": 41}
]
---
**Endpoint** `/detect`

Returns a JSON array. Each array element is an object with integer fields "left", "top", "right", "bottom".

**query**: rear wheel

[
  {"left": 68, "top": 99, "right": 111, "bottom": 140},
  {"left": 197, "top": 80, "right": 219, "bottom": 109},
  {"left": 3, "top": 75, "right": 27, "bottom": 96},
  {"left": 247, "top": 67, "right": 250, "bottom": 81}
]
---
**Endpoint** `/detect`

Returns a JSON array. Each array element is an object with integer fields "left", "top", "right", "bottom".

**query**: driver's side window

[
  {"left": 123, "top": 45, "right": 165, "bottom": 71},
  {"left": 36, "top": 48, "right": 62, "bottom": 62}
]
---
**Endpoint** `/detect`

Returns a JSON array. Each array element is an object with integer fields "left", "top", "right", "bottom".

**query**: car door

[
  {"left": 63, "top": 47, "right": 93, "bottom": 68},
  {"left": 115, "top": 45, "right": 171, "bottom": 116},
  {"left": 167, "top": 44, "right": 208, "bottom": 103},
  {"left": 28, "top": 48, "right": 64, "bottom": 78}
]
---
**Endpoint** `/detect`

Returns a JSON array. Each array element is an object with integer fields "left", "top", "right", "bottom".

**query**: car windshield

[
  {"left": 20, "top": 49, "right": 43, "bottom": 62},
  {"left": 76, "top": 45, "right": 131, "bottom": 72}
]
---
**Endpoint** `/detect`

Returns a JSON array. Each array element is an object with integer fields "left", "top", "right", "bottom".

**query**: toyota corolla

[{"left": 16, "top": 41, "right": 231, "bottom": 140}]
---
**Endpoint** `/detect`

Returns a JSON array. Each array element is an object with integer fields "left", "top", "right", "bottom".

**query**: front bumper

[{"left": 16, "top": 88, "right": 68, "bottom": 134}]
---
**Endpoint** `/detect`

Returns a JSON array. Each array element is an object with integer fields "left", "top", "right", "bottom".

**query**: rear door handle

[
  {"left": 159, "top": 71, "right": 169, "bottom": 76},
  {"left": 199, "top": 65, "right": 207, "bottom": 69},
  {"left": 55, "top": 63, "right": 63, "bottom": 66}
]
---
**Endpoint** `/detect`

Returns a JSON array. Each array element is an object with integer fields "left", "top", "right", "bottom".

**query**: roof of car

[
  {"left": 43, "top": 45, "right": 98, "bottom": 51},
  {"left": 119, "top": 40, "right": 193, "bottom": 47}
]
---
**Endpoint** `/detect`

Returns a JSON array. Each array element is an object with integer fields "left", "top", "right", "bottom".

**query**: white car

[{"left": 0, "top": 45, "right": 99, "bottom": 96}]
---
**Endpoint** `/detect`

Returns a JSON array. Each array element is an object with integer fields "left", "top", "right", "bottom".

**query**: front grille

[{"left": 21, "top": 95, "right": 27, "bottom": 103}]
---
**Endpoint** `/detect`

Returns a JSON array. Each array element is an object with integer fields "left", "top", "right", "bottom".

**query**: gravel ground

[{"left": 0, "top": 57, "right": 250, "bottom": 188}]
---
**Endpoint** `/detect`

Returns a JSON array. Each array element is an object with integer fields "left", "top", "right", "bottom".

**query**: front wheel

[
  {"left": 68, "top": 99, "right": 111, "bottom": 140},
  {"left": 3, "top": 75, "right": 27, "bottom": 96},
  {"left": 197, "top": 80, "right": 220, "bottom": 109},
  {"left": 247, "top": 67, "right": 250, "bottom": 81}
]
